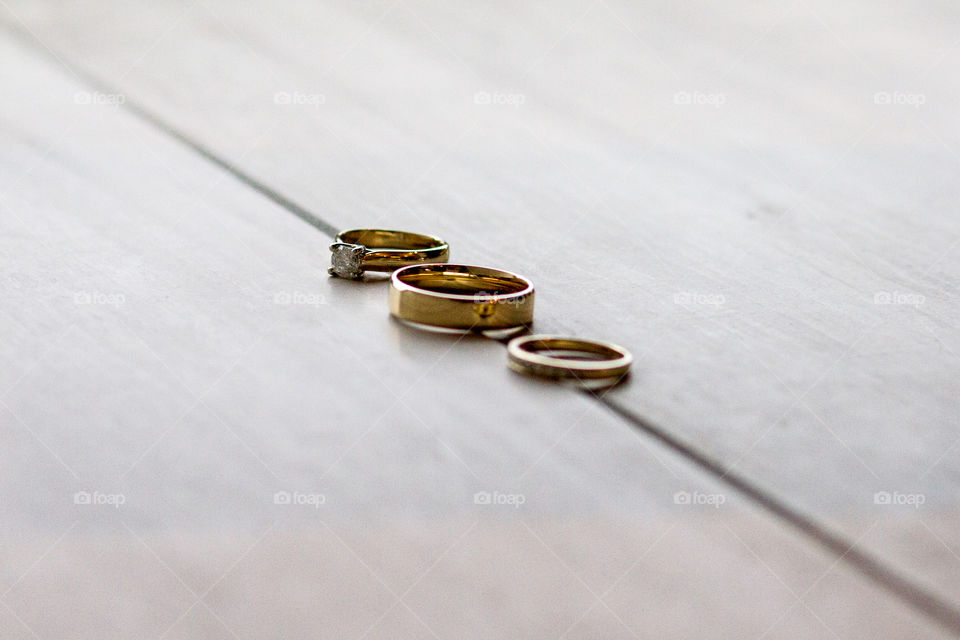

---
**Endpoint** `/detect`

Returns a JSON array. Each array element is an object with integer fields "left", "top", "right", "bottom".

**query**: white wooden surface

[{"left": 1, "top": 0, "right": 959, "bottom": 637}]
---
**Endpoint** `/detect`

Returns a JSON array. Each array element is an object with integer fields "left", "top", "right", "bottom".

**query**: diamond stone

[{"left": 329, "top": 243, "right": 366, "bottom": 279}]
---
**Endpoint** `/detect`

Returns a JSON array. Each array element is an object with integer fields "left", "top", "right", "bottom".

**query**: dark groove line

[
  {"left": 1, "top": 22, "right": 340, "bottom": 238},
  {"left": 7, "top": 20, "right": 960, "bottom": 637},
  {"left": 596, "top": 395, "right": 960, "bottom": 636},
  {"left": 129, "top": 117, "right": 340, "bottom": 238}
]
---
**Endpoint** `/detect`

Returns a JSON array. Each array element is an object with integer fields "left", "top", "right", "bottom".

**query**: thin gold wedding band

[
  {"left": 329, "top": 229, "right": 449, "bottom": 279},
  {"left": 507, "top": 335, "right": 632, "bottom": 382},
  {"left": 389, "top": 264, "right": 534, "bottom": 330}
]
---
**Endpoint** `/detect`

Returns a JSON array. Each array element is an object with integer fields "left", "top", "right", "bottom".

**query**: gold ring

[
  {"left": 329, "top": 229, "right": 449, "bottom": 279},
  {"left": 507, "top": 335, "right": 632, "bottom": 384},
  {"left": 389, "top": 264, "right": 534, "bottom": 331}
]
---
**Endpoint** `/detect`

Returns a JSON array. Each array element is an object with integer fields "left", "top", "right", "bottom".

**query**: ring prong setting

[{"left": 329, "top": 242, "right": 367, "bottom": 279}]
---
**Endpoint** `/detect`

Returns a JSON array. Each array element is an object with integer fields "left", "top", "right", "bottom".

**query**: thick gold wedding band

[
  {"left": 329, "top": 229, "right": 449, "bottom": 279},
  {"left": 389, "top": 264, "right": 534, "bottom": 330},
  {"left": 507, "top": 335, "right": 632, "bottom": 383}
]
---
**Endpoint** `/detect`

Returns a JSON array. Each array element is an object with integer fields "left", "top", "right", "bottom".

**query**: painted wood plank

[{"left": 7, "top": 0, "right": 956, "bottom": 612}]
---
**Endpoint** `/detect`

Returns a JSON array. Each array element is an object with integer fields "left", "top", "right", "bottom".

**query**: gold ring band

[
  {"left": 507, "top": 335, "right": 632, "bottom": 383},
  {"left": 329, "top": 229, "right": 449, "bottom": 279},
  {"left": 389, "top": 264, "right": 534, "bottom": 330}
]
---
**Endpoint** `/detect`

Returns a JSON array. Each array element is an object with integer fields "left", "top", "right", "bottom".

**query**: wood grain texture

[
  {"left": 2, "top": 31, "right": 949, "bottom": 640},
  {"left": 1, "top": 0, "right": 959, "bottom": 636}
]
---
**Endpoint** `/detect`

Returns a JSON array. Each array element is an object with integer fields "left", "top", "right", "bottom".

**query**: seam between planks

[
  {"left": 1, "top": 23, "right": 338, "bottom": 238},
  {"left": 596, "top": 395, "right": 960, "bottom": 636},
  {"left": 3, "top": 20, "right": 959, "bottom": 637}
]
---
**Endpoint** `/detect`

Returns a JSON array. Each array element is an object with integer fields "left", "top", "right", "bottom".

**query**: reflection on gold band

[{"left": 390, "top": 264, "right": 534, "bottom": 331}]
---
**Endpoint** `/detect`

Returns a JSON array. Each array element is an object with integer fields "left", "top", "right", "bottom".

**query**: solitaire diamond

[{"left": 329, "top": 243, "right": 366, "bottom": 279}]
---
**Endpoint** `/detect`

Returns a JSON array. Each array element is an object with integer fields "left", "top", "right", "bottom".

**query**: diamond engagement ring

[{"left": 329, "top": 229, "right": 450, "bottom": 279}]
